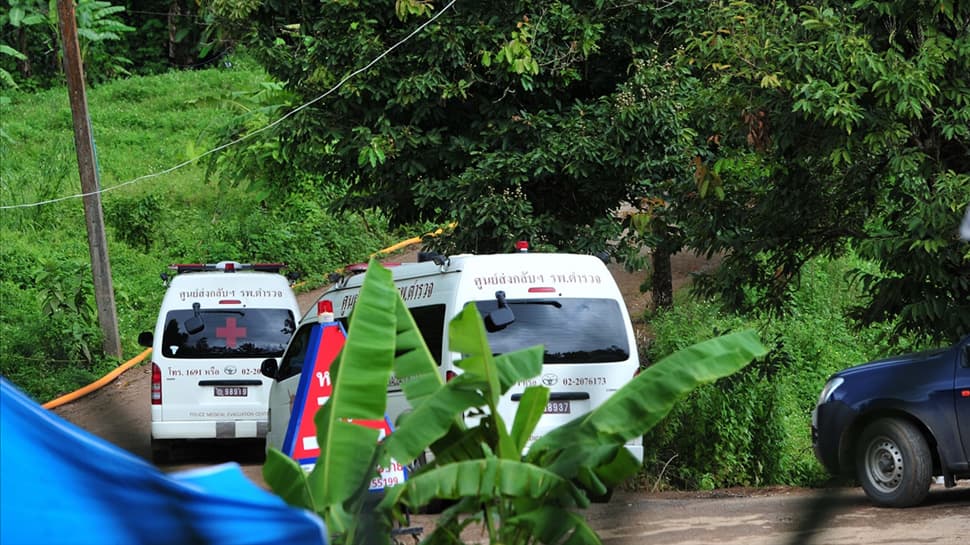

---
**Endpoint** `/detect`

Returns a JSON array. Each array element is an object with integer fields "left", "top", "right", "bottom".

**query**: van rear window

[
  {"left": 474, "top": 298, "right": 630, "bottom": 363},
  {"left": 161, "top": 309, "right": 296, "bottom": 358}
]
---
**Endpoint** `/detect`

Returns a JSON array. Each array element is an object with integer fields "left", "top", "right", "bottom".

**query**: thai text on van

[
  {"left": 473, "top": 271, "right": 603, "bottom": 290},
  {"left": 337, "top": 281, "right": 435, "bottom": 315},
  {"left": 178, "top": 288, "right": 286, "bottom": 302}
]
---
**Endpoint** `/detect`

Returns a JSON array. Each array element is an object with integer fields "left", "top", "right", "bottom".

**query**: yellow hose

[
  {"left": 371, "top": 223, "right": 456, "bottom": 257},
  {"left": 43, "top": 348, "right": 152, "bottom": 409}
]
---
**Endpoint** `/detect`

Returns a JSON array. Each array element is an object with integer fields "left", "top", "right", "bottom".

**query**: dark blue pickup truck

[{"left": 811, "top": 335, "right": 970, "bottom": 507}]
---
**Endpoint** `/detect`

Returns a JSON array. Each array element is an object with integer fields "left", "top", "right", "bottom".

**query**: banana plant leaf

[
  {"left": 378, "top": 457, "right": 589, "bottom": 511},
  {"left": 509, "top": 386, "right": 549, "bottom": 454},
  {"left": 263, "top": 448, "right": 315, "bottom": 510},
  {"left": 527, "top": 329, "right": 768, "bottom": 483},
  {"left": 263, "top": 260, "right": 402, "bottom": 534},
  {"left": 386, "top": 305, "right": 544, "bottom": 464},
  {"left": 448, "top": 304, "right": 504, "bottom": 406},
  {"left": 391, "top": 295, "right": 445, "bottom": 409},
  {"left": 507, "top": 506, "right": 602, "bottom": 545},
  {"left": 305, "top": 262, "right": 399, "bottom": 509}
]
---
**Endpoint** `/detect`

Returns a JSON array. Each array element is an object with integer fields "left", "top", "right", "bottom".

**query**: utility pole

[{"left": 56, "top": 0, "right": 122, "bottom": 358}]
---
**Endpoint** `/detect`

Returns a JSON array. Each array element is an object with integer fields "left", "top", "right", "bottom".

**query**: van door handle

[
  {"left": 198, "top": 379, "right": 263, "bottom": 386},
  {"left": 511, "top": 392, "right": 590, "bottom": 401}
]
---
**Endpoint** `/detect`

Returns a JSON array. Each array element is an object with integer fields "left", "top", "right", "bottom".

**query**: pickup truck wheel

[{"left": 855, "top": 418, "right": 931, "bottom": 507}]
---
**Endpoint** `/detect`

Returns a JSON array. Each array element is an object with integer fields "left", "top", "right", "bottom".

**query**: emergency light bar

[{"left": 169, "top": 262, "right": 287, "bottom": 274}]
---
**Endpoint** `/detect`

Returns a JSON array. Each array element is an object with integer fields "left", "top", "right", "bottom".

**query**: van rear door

[
  {"left": 475, "top": 297, "right": 638, "bottom": 450},
  {"left": 157, "top": 307, "right": 295, "bottom": 430}
]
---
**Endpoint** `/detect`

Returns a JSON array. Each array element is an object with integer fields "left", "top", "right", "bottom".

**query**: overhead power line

[{"left": 0, "top": 0, "right": 458, "bottom": 211}]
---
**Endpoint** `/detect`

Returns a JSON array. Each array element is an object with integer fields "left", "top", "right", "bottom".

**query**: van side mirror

[
  {"left": 260, "top": 358, "right": 279, "bottom": 380},
  {"left": 138, "top": 331, "right": 153, "bottom": 348},
  {"left": 484, "top": 290, "right": 515, "bottom": 332},
  {"left": 184, "top": 302, "right": 205, "bottom": 335}
]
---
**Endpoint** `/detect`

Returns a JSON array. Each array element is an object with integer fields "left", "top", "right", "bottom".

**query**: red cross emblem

[{"left": 216, "top": 317, "right": 247, "bottom": 348}]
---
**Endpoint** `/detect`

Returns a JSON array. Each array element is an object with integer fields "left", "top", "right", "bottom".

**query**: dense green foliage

[
  {"left": 207, "top": 1, "right": 695, "bottom": 258},
  {"left": 0, "top": 0, "right": 232, "bottom": 92},
  {"left": 0, "top": 57, "right": 392, "bottom": 402},
  {"left": 672, "top": 1, "right": 970, "bottom": 343},
  {"left": 217, "top": 0, "right": 968, "bottom": 343},
  {"left": 641, "top": 253, "right": 928, "bottom": 490},
  {"left": 264, "top": 259, "right": 766, "bottom": 544},
  {"left": 1, "top": 0, "right": 135, "bottom": 89}
]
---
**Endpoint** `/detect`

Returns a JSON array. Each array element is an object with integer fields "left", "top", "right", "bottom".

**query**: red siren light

[
  {"left": 515, "top": 240, "right": 529, "bottom": 253},
  {"left": 317, "top": 300, "right": 334, "bottom": 322}
]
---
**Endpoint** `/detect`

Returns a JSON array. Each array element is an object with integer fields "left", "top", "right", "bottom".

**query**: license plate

[
  {"left": 214, "top": 386, "right": 248, "bottom": 397},
  {"left": 544, "top": 400, "right": 571, "bottom": 414}
]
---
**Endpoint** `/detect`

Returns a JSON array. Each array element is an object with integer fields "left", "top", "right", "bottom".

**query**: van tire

[{"left": 151, "top": 438, "right": 172, "bottom": 464}]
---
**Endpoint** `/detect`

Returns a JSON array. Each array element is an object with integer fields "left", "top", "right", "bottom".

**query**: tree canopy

[
  {"left": 209, "top": 0, "right": 693, "bottom": 255},
  {"left": 675, "top": 0, "right": 969, "bottom": 342},
  {"left": 211, "top": 0, "right": 968, "bottom": 342}
]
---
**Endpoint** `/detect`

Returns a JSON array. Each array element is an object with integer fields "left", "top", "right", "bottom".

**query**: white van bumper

[
  {"left": 151, "top": 420, "right": 268, "bottom": 440},
  {"left": 625, "top": 442, "right": 644, "bottom": 464}
]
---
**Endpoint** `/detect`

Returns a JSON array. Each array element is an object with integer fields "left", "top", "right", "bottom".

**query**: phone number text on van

[{"left": 166, "top": 367, "right": 260, "bottom": 377}]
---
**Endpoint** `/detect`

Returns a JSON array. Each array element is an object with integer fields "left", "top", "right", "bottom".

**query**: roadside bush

[
  {"left": 0, "top": 244, "right": 116, "bottom": 402},
  {"left": 641, "top": 303, "right": 785, "bottom": 488},
  {"left": 641, "top": 253, "right": 916, "bottom": 489},
  {"left": 105, "top": 194, "right": 163, "bottom": 251}
]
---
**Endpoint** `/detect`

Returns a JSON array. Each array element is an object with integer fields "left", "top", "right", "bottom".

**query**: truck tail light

[{"left": 151, "top": 362, "right": 162, "bottom": 405}]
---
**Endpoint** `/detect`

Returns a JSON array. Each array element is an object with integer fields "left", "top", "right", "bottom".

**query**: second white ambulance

[{"left": 264, "top": 247, "right": 643, "bottom": 462}]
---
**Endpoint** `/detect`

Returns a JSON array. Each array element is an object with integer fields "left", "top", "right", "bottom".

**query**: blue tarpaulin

[{"left": 0, "top": 378, "right": 327, "bottom": 545}]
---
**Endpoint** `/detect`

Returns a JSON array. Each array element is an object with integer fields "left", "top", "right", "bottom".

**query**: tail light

[{"left": 151, "top": 362, "right": 162, "bottom": 405}]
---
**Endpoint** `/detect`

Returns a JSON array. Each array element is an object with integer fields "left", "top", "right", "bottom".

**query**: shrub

[
  {"left": 641, "top": 253, "right": 918, "bottom": 489},
  {"left": 105, "top": 194, "right": 163, "bottom": 251}
]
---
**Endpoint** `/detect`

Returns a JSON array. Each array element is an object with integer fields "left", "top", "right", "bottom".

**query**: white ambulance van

[
  {"left": 263, "top": 248, "right": 643, "bottom": 462},
  {"left": 139, "top": 261, "right": 300, "bottom": 462}
]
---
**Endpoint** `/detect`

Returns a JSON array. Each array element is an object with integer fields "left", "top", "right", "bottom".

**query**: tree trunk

[
  {"left": 651, "top": 218, "right": 674, "bottom": 311},
  {"left": 652, "top": 247, "right": 673, "bottom": 311}
]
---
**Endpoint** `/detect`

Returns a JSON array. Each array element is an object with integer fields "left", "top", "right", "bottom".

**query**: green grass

[
  {"left": 1, "top": 56, "right": 267, "bottom": 206},
  {"left": 0, "top": 53, "right": 394, "bottom": 403}
]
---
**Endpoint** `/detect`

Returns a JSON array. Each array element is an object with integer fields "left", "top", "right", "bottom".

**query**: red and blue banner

[{"left": 280, "top": 321, "right": 406, "bottom": 490}]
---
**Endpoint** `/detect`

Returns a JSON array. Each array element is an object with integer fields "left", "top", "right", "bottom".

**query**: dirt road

[
  {"left": 407, "top": 486, "right": 970, "bottom": 545},
  {"left": 50, "top": 249, "right": 970, "bottom": 544}
]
